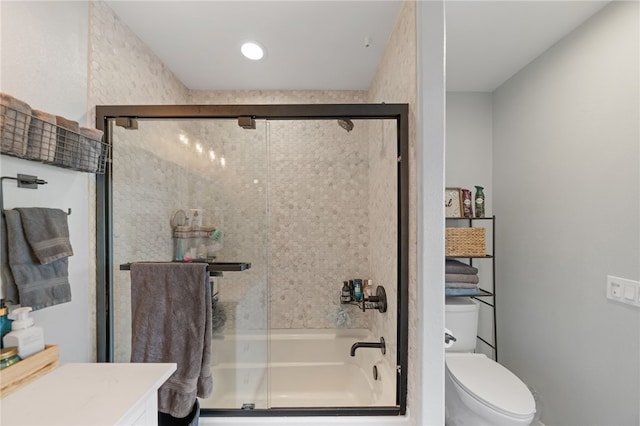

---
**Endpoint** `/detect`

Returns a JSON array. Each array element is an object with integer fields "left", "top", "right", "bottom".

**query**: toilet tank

[{"left": 445, "top": 298, "right": 479, "bottom": 352}]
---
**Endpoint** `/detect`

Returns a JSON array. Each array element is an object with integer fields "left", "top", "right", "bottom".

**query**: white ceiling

[
  {"left": 446, "top": 1, "right": 609, "bottom": 92},
  {"left": 105, "top": 0, "right": 610, "bottom": 93}
]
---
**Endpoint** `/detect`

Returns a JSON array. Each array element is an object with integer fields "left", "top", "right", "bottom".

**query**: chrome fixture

[
  {"left": 350, "top": 337, "right": 386, "bottom": 356},
  {"left": 445, "top": 332, "right": 457, "bottom": 345}
]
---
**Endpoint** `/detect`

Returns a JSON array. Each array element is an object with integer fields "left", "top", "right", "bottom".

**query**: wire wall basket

[{"left": 0, "top": 104, "right": 109, "bottom": 174}]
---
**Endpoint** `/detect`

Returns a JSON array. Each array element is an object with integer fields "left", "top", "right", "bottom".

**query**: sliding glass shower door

[
  {"left": 110, "top": 118, "right": 269, "bottom": 409},
  {"left": 99, "top": 103, "right": 409, "bottom": 416}
]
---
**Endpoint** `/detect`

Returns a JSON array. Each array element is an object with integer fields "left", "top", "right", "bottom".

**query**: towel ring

[{"left": 1, "top": 174, "right": 71, "bottom": 216}]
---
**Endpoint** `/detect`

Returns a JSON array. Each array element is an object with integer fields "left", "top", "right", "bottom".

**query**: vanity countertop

[{"left": 1, "top": 362, "right": 176, "bottom": 425}]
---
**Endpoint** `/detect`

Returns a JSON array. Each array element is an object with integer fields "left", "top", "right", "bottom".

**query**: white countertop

[{"left": 0, "top": 363, "right": 176, "bottom": 426}]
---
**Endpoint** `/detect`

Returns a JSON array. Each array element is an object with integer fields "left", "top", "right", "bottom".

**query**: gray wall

[
  {"left": 493, "top": 2, "right": 639, "bottom": 424},
  {"left": 446, "top": 92, "right": 495, "bottom": 358}
]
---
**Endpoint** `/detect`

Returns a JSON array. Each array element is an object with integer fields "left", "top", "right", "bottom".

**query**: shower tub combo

[
  {"left": 96, "top": 104, "right": 409, "bottom": 420},
  {"left": 202, "top": 329, "right": 396, "bottom": 410}
]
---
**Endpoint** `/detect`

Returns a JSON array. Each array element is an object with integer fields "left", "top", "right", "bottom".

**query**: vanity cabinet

[
  {"left": 1, "top": 363, "right": 176, "bottom": 425},
  {"left": 445, "top": 215, "right": 497, "bottom": 360}
]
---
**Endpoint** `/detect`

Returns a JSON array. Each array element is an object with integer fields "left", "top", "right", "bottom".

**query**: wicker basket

[{"left": 445, "top": 227, "right": 486, "bottom": 257}]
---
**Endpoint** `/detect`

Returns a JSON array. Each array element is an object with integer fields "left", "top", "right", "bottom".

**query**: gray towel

[
  {"left": 15, "top": 208, "right": 73, "bottom": 264},
  {"left": 1, "top": 212, "right": 20, "bottom": 304},
  {"left": 445, "top": 259, "right": 478, "bottom": 275},
  {"left": 130, "top": 262, "right": 212, "bottom": 418},
  {"left": 445, "top": 273, "right": 479, "bottom": 284},
  {"left": 4, "top": 210, "right": 71, "bottom": 310},
  {"left": 445, "top": 282, "right": 479, "bottom": 289},
  {"left": 445, "top": 287, "right": 480, "bottom": 297}
]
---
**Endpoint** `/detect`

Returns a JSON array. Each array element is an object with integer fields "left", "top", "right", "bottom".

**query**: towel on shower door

[
  {"left": 3, "top": 209, "right": 72, "bottom": 310},
  {"left": 130, "top": 262, "right": 212, "bottom": 418}
]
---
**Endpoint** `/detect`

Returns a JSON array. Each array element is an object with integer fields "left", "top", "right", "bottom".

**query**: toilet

[{"left": 445, "top": 298, "right": 536, "bottom": 426}]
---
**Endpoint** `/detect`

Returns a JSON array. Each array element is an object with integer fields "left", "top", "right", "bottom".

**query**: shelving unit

[{"left": 445, "top": 215, "right": 497, "bottom": 361}]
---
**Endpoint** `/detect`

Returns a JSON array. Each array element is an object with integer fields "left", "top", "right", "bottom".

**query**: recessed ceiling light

[{"left": 241, "top": 41, "right": 265, "bottom": 61}]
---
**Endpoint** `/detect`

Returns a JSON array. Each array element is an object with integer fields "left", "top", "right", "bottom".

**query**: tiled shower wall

[
  {"left": 91, "top": 0, "right": 406, "bottom": 371},
  {"left": 111, "top": 116, "right": 386, "bottom": 358}
]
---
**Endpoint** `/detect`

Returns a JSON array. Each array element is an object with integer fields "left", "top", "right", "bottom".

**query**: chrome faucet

[{"left": 350, "top": 337, "right": 386, "bottom": 356}]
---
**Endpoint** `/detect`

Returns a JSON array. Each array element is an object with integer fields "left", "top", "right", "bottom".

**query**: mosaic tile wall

[
  {"left": 367, "top": 0, "right": 417, "bottom": 409},
  {"left": 88, "top": 0, "right": 190, "bottom": 361},
  {"left": 110, "top": 116, "right": 384, "bottom": 353},
  {"left": 268, "top": 120, "right": 373, "bottom": 329},
  {"left": 89, "top": 0, "right": 413, "bottom": 372}
]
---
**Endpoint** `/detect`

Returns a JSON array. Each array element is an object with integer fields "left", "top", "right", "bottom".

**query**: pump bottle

[{"left": 3, "top": 307, "right": 44, "bottom": 359}]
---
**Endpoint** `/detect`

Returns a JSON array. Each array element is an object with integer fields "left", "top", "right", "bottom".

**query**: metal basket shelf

[{"left": 0, "top": 105, "right": 109, "bottom": 174}]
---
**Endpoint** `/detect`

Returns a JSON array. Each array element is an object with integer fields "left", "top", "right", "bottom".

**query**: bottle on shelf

[
  {"left": 341, "top": 281, "right": 351, "bottom": 304},
  {"left": 474, "top": 186, "right": 485, "bottom": 218},
  {"left": 2, "top": 307, "right": 44, "bottom": 359}
]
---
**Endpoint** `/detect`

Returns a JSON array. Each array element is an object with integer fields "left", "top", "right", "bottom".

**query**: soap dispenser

[{"left": 3, "top": 307, "right": 44, "bottom": 359}]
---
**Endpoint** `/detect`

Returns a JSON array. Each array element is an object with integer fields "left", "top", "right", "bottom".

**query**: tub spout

[{"left": 350, "top": 337, "right": 386, "bottom": 356}]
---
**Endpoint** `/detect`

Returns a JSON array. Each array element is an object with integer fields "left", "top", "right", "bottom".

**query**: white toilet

[{"left": 445, "top": 298, "right": 536, "bottom": 426}]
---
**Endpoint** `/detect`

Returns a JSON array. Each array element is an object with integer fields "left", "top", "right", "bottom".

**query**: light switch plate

[{"left": 607, "top": 275, "right": 640, "bottom": 308}]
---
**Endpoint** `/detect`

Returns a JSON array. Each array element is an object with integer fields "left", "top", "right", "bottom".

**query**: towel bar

[
  {"left": 119, "top": 261, "right": 251, "bottom": 277},
  {"left": 1, "top": 174, "right": 71, "bottom": 216}
]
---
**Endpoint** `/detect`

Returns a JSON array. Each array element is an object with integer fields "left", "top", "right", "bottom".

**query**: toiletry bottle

[
  {"left": 197, "top": 243, "right": 207, "bottom": 260},
  {"left": 353, "top": 279, "right": 363, "bottom": 301},
  {"left": 3, "top": 307, "right": 44, "bottom": 359},
  {"left": 364, "top": 280, "right": 375, "bottom": 309},
  {"left": 474, "top": 186, "right": 485, "bottom": 218},
  {"left": 341, "top": 281, "right": 351, "bottom": 304},
  {"left": 348, "top": 280, "right": 354, "bottom": 301},
  {"left": 366, "top": 280, "right": 374, "bottom": 298},
  {"left": 0, "top": 300, "right": 12, "bottom": 348}
]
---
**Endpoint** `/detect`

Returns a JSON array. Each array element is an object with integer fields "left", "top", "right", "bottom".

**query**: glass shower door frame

[{"left": 95, "top": 103, "right": 409, "bottom": 417}]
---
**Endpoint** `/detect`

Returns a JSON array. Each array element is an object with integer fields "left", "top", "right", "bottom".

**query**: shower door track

[{"left": 95, "top": 103, "right": 409, "bottom": 417}]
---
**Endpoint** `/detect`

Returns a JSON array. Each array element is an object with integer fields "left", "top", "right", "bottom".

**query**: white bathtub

[{"left": 200, "top": 329, "right": 396, "bottom": 410}]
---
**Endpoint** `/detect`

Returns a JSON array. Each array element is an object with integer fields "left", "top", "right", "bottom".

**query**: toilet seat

[{"left": 446, "top": 353, "right": 535, "bottom": 420}]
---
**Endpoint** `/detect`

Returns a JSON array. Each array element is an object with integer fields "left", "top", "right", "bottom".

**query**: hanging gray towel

[
  {"left": 130, "top": 262, "right": 212, "bottom": 418},
  {"left": 0, "top": 212, "right": 20, "bottom": 304},
  {"left": 15, "top": 208, "right": 73, "bottom": 264},
  {"left": 3, "top": 209, "right": 71, "bottom": 310}
]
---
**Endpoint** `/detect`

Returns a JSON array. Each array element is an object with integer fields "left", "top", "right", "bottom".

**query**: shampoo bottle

[
  {"left": 3, "top": 307, "right": 44, "bottom": 359},
  {"left": 353, "top": 279, "right": 363, "bottom": 301},
  {"left": 340, "top": 281, "right": 351, "bottom": 304}
]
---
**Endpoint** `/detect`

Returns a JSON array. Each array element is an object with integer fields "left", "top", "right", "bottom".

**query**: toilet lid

[{"left": 447, "top": 354, "right": 535, "bottom": 418}]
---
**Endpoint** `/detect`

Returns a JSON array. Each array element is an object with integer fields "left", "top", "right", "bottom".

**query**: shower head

[{"left": 337, "top": 119, "right": 354, "bottom": 132}]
